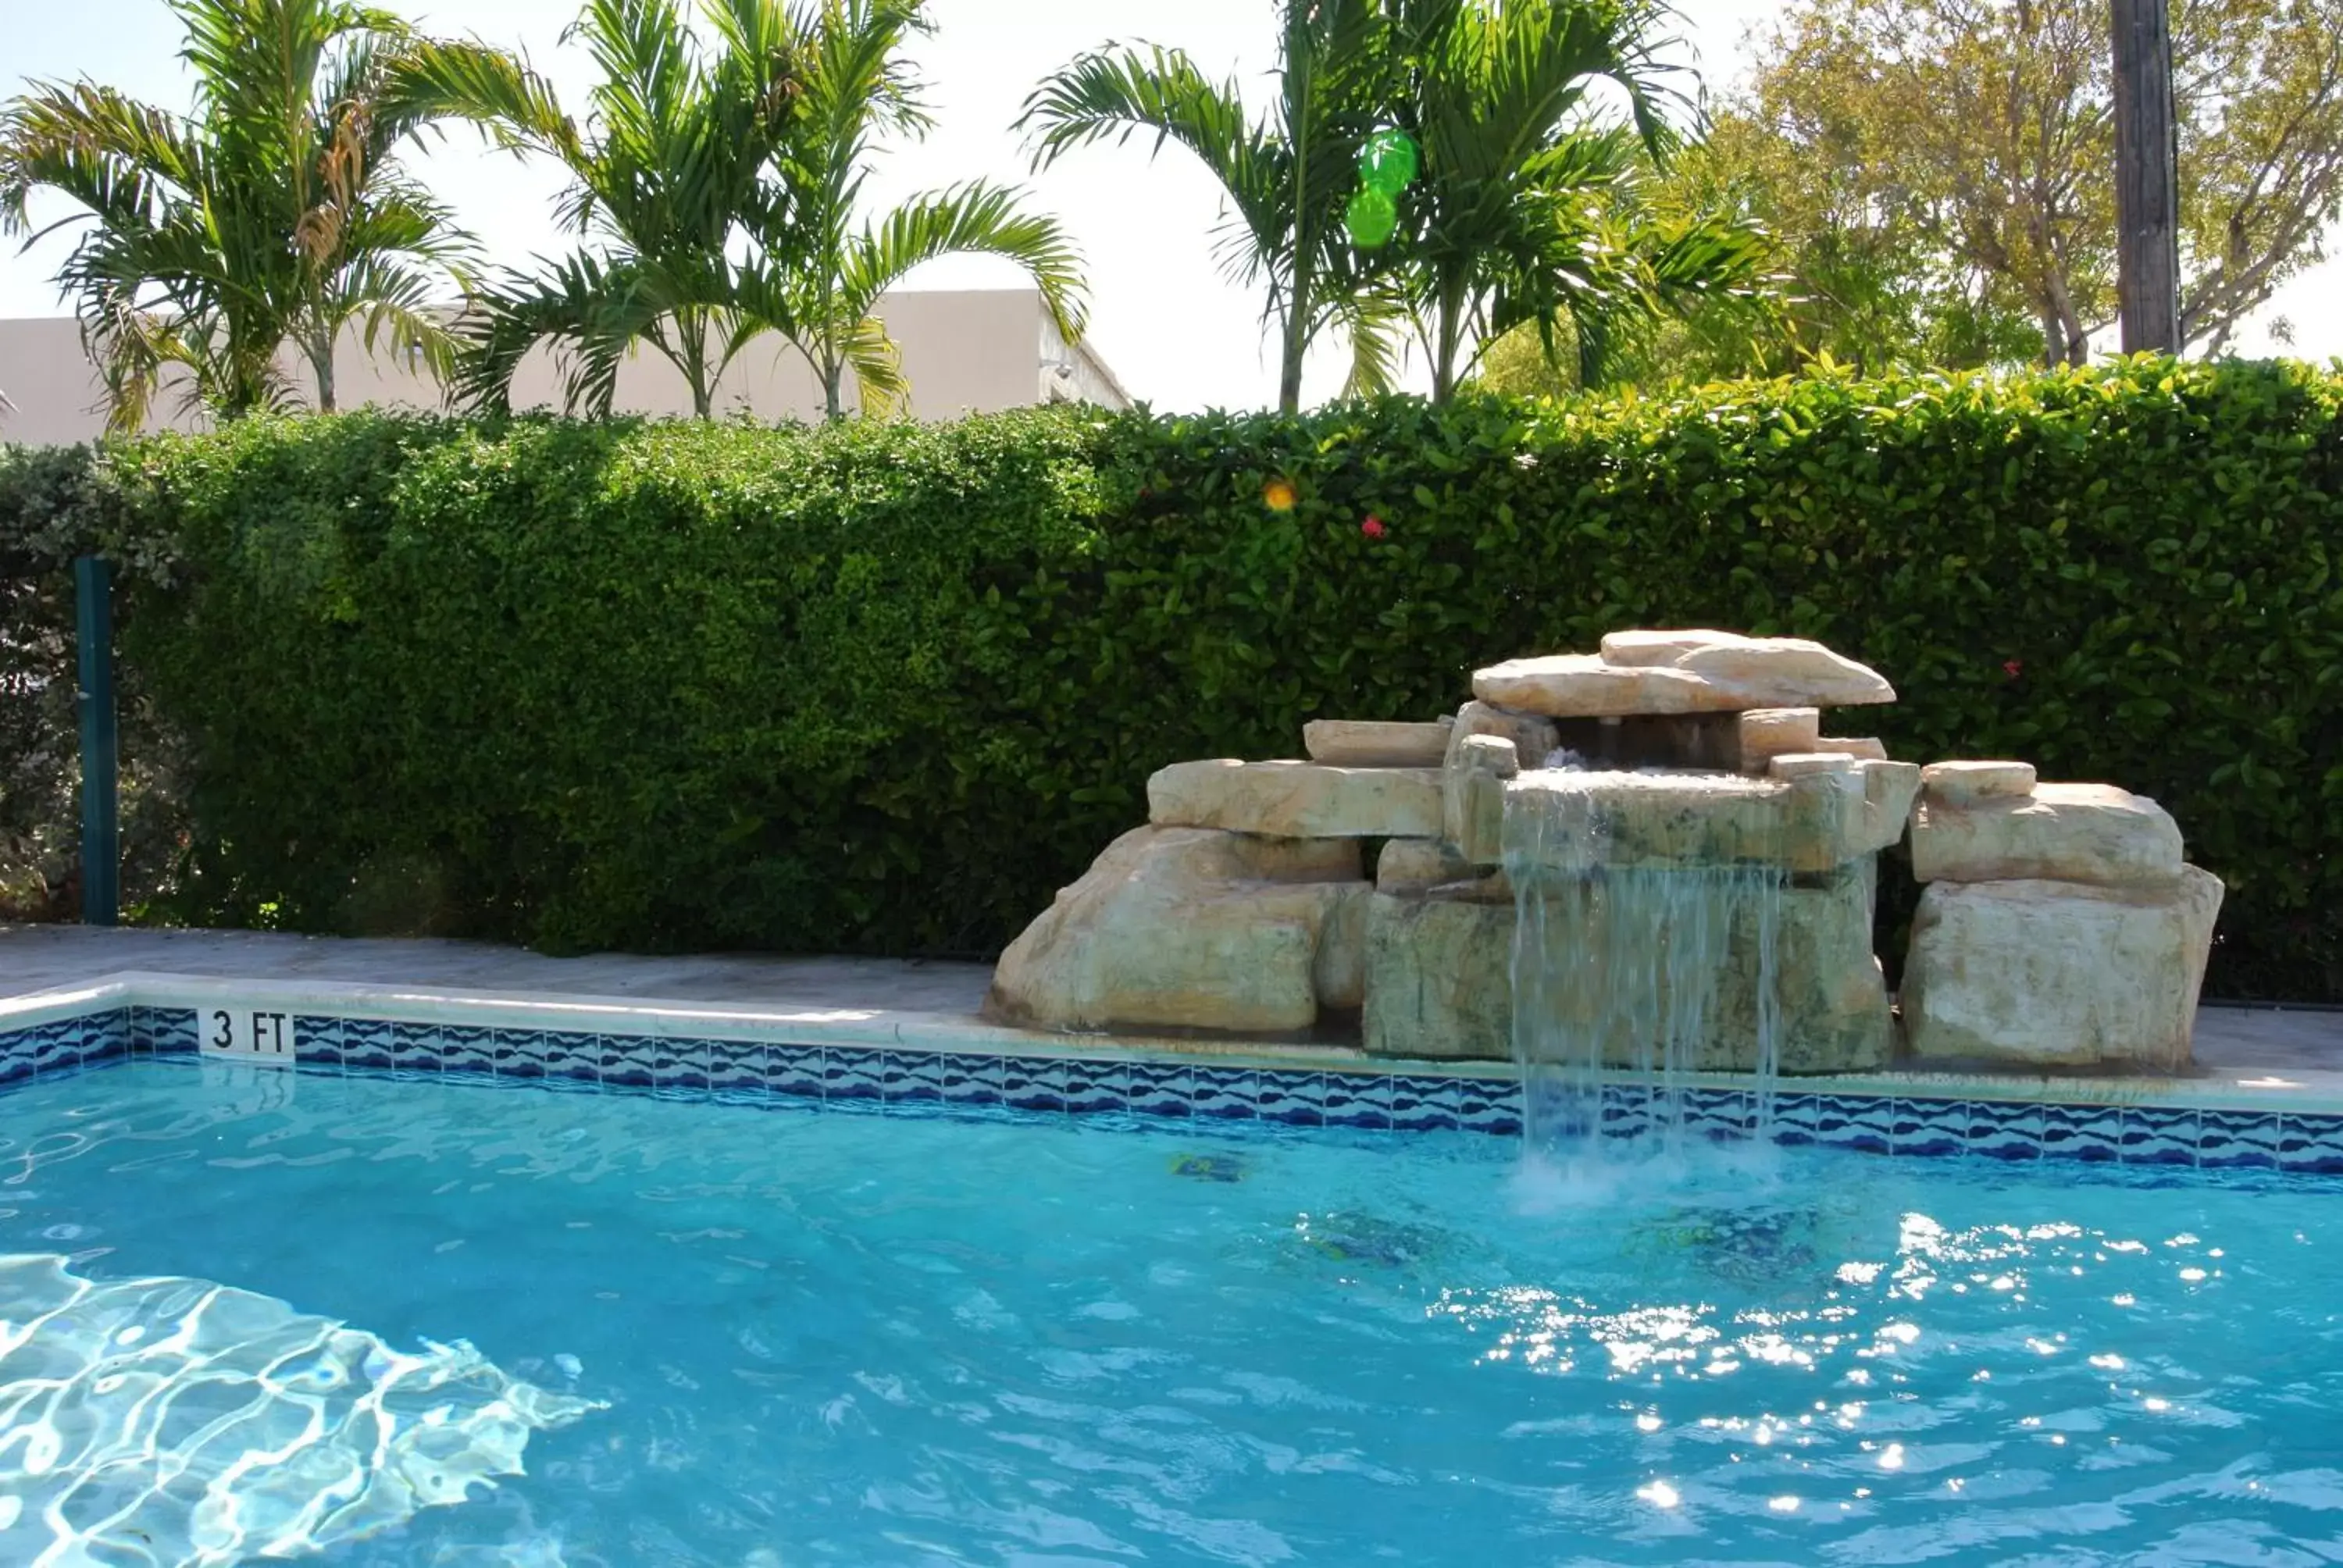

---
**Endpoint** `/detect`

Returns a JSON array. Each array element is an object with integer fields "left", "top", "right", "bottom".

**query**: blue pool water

[{"left": 4, "top": 1060, "right": 2341, "bottom": 1566}]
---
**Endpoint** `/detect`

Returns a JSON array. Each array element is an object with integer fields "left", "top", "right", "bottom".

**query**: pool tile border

[{"left": 6, "top": 982, "right": 2343, "bottom": 1177}]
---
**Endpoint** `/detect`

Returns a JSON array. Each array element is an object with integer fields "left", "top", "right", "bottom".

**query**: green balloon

[
  {"left": 1345, "top": 186, "right": 1399, "bottom": 248},
  {"left": 1361, "top": 129, "right": 1419, "bottom": 194}
]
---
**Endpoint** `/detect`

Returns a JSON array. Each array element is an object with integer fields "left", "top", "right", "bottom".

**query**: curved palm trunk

[
  {"left": 676, "top": 310, "right": 716, "bottom": 417},
  {"left": 306, "top": 333, "right": 338, "bottom": 413},
  {"left": 1278, "top": 283, "right": 1310, "bottom": 415},
  {"left": 1429, "top": 279, "right": 1470, "bottom": 404}
]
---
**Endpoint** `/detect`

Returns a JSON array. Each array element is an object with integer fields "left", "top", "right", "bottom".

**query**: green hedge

[{"left": 71, "top": 358, "right": 2343, "bottom": 997}]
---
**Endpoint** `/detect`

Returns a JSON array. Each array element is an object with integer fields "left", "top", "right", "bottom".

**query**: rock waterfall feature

[{"left": 986, "top": 630, "right": 2222, "bottom": 1081}]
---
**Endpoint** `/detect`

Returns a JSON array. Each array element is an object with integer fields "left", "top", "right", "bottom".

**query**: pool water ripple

[
  {"left": 0, "top": 1250, "right": 596, "bottom": 1566},
  {"left": 1, "top": 1061, "right": 2340, "bottom": 1566}
]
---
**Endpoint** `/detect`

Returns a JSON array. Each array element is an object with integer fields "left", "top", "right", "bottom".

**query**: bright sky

[{"left": 2, "top": 0, "right": 2337, "bottom": 411}]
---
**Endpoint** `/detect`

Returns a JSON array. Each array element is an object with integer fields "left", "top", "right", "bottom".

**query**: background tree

[
  {"left": 408, "top": 0, "right": 1083, "bottom": 420},
  {"left": 1021, "top": 0, "right": 1438, "bottom": 414},
  {"left": 764, "top": 0, "right": 1085, "bottom": 420},
  {"left": 0, "top": 0, "right": 469, "bottom": 430},
  {"left": 1382, "top": 0, "right": 1769, "bottom": 399},
  {"left": 398, "top": 0, "right": 811, "bottom": 417},
  {"left": 1728, "top": 0, "right": 2343, "bottom": 368},
  {"left": 1473, "top": 99, "right": 2043, "bottom": 396}
]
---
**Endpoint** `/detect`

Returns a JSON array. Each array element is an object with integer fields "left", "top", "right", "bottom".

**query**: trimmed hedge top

[{"left": 55, "top": 356, "right": 2343, "bottom": 996}]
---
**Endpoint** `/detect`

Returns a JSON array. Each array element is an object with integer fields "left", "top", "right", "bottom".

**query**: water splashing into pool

[{"left": 1506, "top": 768, "right": 1788, "bottom": 1162}]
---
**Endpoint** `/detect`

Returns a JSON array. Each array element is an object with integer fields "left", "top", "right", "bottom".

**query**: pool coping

[{"left": 5, "top": 971, "right": 2343, "bottom": 1173}]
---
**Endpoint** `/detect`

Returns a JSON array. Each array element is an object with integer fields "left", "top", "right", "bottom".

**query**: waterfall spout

[{"left": 1505, "top": 770, "right": 1789, "bottom": 1158}]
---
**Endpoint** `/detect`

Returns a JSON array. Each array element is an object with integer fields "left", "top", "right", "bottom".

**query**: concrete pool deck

[{"left": 6, "top": 921, "right": 2343, "bottom": 1104}]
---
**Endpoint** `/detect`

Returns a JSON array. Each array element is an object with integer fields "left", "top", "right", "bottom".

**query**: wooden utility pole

[{"left": 2109, "top": 0, "right": 2181, "bottom": 353}]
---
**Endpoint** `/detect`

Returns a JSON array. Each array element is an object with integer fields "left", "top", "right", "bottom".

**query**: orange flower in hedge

[{"left": 1261, "top": 476, "right": 1298, "bottom": 511}]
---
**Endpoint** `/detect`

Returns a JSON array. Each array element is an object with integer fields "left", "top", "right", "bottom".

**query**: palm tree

[
  {"left": 0, "top": 0, "right": 469, "bottom": 431},
  {"left": 395, "top": 0, "right": 808, "bottom": 417},
  {"left": 1393, "top": 0, "right": 1768, "bottom": 399},
  {"left": 768, "top": 0, "right": 1085, "bottom": 420},
  {"left": 404, "top": 0, "right": 1086, "bottom": 422},
  {"left": 1020, "top": 0, "right": 1438, "bottom": 415}
]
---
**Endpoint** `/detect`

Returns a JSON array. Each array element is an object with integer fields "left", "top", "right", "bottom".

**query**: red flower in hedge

[
  {"left": 1361, "top": 515, "right": 1387, "bottom": 539},
  {"left": 2002, "top": 658, "right": 2024, "bottom": 680}
]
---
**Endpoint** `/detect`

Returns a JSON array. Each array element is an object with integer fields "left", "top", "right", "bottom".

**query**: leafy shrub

[{"left": 48, "top": 357, "right": 2343, "bottom": 996}]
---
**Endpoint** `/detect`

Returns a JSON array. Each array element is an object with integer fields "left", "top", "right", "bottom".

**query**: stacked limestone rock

[
  {"left": 984, "top": 629, "right": 2224, "bottom": 1074},
  {"left": 1367, "top": 631, "right": 1914, "bottom": 1073},
  {"left": 1899, "top": 763, "right": 2223, "bottom": 1071},
  {"left": 980, "top": 727, "right": 1447, "bottom": 1036}
]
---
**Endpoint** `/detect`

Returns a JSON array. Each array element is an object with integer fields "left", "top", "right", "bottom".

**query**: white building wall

[{"left": 0, "top": 286, "right": 1125, "bottom": 445}]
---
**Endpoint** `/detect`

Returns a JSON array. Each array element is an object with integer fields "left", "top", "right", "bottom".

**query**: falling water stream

[{"left": 1504, "top": 769, "right": 1788, "bottom": 1161}]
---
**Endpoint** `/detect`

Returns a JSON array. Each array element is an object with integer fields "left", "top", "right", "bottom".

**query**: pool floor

[{"left": 4, "top": 1060, "right": 2341, "bottom": 1566}]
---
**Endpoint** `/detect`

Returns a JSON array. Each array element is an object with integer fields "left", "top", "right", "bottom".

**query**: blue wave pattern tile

[
  {"left": 2120, "top": 1106, "right": 2200, "bottom": 1167},
  {"left": 708, "top": 1039, "right": 765, "bottom": 1098},
  {"left": 764, "top": 1044, "right": 825, "bottom": 1103},
  {"left": 1000, "top": 1057, "right": 1070, "bottom": 1114},
  {"left": 1189, "top": 1068, "right": 1260, "bottom": 1122},
  {"left": 2277, "top": 1114, "right": 2343, "bottom": 1175},
  {"left": 388, "top": 1021, "right": 446, "bottom": 1074},
  {"left": 541, "top": 1031, "right": 604, "bottom": 1087},
  {"left": 80, "top": 1009, "right": 130, "bottom": 1067},
  {"left": 39, "top": 1005, "right": 2343, "bottom": 1179},
  {"left": 1386, "top": 1075, "right": 1460, "bottom": 1132},
  {"left": 1125, "top": 1061, "right": 1194, "bottom": 1120},
  {"left": 490, "top": 1028, "right": 551, "bottom": 1080},
  {"left": 597, "top": 1034, "right": 658, "bottom": 1090},
  {"left": 2199, "top": 1109, "right": 2282, "bottom": 1171},
  {"left": 1891, "top": 1098, "right": 1970, "bottom": 1158},
  {"left": 0, "top": 1024, "right": 41, "bottom": 1085},
  {"left": 148, "top": 1007, "right": 199, "bottom": 1056},
  {"left": 1596, "top": 1089, "right": 1656, "bottom": 1144},
  {"left": 437, "top": 1023, "right": 496, "bottom": 1076},
  {"left": 294, "top": 1016, "right": 346, "bottom": 1069},
  {"left": 1318, "top": 1072, "right": 1388, "bottom": 1131},
  {"left": 1967, "top": 1099, "right": 2045, "bottom": 1160},
  {"left": 820, "top": 1047, "right": 886, "bottom": 1109},
  {"left": 340, "top": 1018, "right": 397, "bottom": 1072},
  {"left": 1452, "top": 1080, "right": 1522, "bottom": 1137},
  {"left": 644, "top": 1039, "right": 713, "bottom": 1101},
  {"left": 1255, "top": 1073, "right": 1325, "bottom": 1127},
  {"left": 6, "top": 1020, "right": 83, "bottom": 1082},
  {"left": 1812, "top": 1095, "right": 1896, "bottom": 1155},
  {"left": 1684, "top": 1088, "right": 1756, "bottom": 1144},
  {"left": 612, "top": 1035, "right": 708, "bottom": 1096},
  {"left": 880, "top": 1050, "right": 949, "bottom": 1106},
  {"left": 1061, "top": 1058, "right": 1125, "bottom": 1115},
  {"left": 2038, "top": 1102, "right": 2125, "bottom": 1164},
  {"left": 1771, "top": 1093, "right": 1824, "bottom": 1147},
  {"left": 934, "top": 1051, "right": 1003, "bottom": 1108}
]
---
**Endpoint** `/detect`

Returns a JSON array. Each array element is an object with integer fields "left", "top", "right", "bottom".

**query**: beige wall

[{"left": 0, "top": 286, "right": 1125, "bottom": 445}]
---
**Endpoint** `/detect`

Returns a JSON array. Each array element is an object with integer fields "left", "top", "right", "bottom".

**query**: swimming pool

[{"left": 5, "top": 1055, "right": 2340, "bottom": 1566}]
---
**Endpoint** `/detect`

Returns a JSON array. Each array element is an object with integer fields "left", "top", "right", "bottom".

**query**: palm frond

[
  {"left": 837, "top": 309, "right": 907, "bottom": 417},
  {"left": 7, "top": 0, "right": 476, "bottom": 425},
  {"left": 452, "top": 255, "right": 633, "bottom": 415},
  {"left": 843, "top": 180, "right": 1088, "bottom": 338},
  {"left": 1018, "top": 44, "right": 1287, "bottom": 272},
  {"left": 389, "top": 40, "right": 580, "bottom": 164},
  {"left": 1329, "top": 285, "right": 1410, "bottom": 398},
  {"left": 0, "top": 82, "right": 201, "bottom": 237}
]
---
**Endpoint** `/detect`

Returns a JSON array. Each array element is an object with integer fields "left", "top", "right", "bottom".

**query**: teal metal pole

[{"left": 73, "top": 555, "right": 119, "bottom": 925}]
